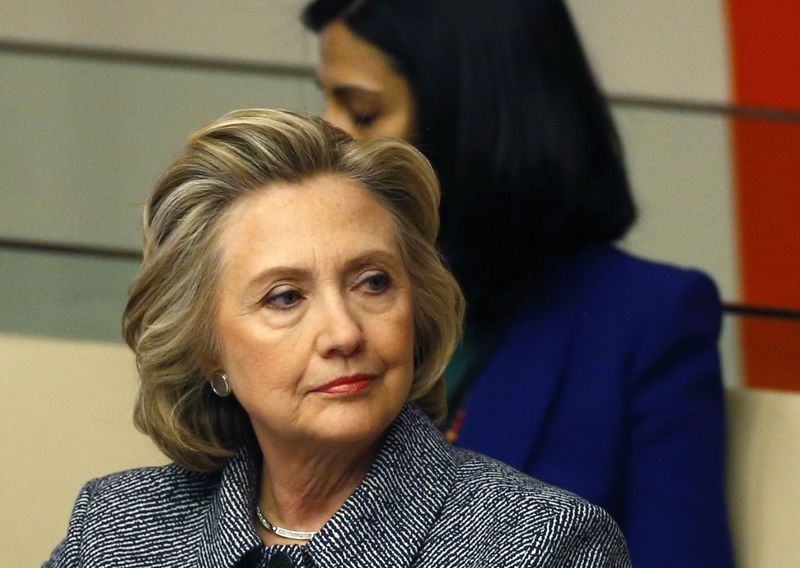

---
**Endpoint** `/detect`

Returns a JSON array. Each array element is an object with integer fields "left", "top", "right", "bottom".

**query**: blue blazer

[{"left": 457, "top": 245, "right": 733, "bottom": 567}]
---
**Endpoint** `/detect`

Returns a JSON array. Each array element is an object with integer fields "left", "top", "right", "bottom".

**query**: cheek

[
  {"left": 216, "top": 318, "right": 300, "bottom": 395},
  {"left": 216, "top": 315, "right": 251, "bottom": 371},
  {"left": 400, "top": 107, "right": 417, "bottom": 142},
  {"left": 378, "top": 112, "right": 415, "bottom": 142},
  {"left": 396, "top": 89, "right": 417, "bottom": 141},
  {"left": 375, "top": 298, "right": 415, "bottom": 372}
]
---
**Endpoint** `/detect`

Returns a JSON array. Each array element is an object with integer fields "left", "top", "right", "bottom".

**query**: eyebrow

[
  {"left": 244, "top": 249, "right": 401, "bottom": 294},
  {"left": 315, "top": 77, "right": 383, "bottom": 100},
  {"left": 332, "top": 85, "right": 382, "bottom": 101}
]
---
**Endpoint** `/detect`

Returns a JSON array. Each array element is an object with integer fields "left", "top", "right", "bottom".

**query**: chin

[{"left": 314, "top": 397, "right": 402, "bottom": 445}]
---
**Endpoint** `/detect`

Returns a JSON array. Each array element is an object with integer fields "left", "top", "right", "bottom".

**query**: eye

[
  {"left": 354, "top": 112, "right": 378, "bottom": 129},
  {"left": 345, "top": 104, "right": 380, "bottom": 130},
  {"left": 357, "top": 271, "right": 392, "bottom": 294},
  {"left": 263, "top": 287, "right": 304, "bottom": 310}
]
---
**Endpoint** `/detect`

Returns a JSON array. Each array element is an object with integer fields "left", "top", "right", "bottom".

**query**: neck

[{"left": 255, "top": 434, "right": 381, "bottom": 545}]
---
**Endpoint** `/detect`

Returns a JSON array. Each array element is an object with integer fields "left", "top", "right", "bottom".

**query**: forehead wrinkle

[{"left": 218, "top": 176, "right": 404, "bottom": 292}]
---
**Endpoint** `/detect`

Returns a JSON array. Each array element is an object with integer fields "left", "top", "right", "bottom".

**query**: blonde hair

[{"left": 123, "top": 109, "right": 464, "bottom": 471}]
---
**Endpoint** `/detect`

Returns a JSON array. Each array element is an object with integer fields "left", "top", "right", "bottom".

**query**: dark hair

[{"left": 304, "top": 0, "right": 636, "bottom": 326}]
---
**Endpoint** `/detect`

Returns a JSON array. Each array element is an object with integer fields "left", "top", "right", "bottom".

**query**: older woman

[{"left": 45, "top": 109, "right": 629, "bottom": 567}]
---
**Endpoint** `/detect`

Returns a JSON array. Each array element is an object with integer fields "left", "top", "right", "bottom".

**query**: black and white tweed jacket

[{"left": 45, "top": 405, "right": 630, "bottom": 567}]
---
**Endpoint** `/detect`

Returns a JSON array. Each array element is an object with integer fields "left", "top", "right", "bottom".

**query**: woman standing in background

[{"left": 303, "top": 0, "right": 734, "bottom": 566}]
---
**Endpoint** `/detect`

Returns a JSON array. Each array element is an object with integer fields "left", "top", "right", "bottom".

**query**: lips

[{"left": 313, "top": 373, "right": 376, "bottom": 395}]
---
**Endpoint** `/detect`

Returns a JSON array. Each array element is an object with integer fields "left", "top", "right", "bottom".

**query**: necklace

[{"left": 255, "top": 505, "right": 318, "bottom": 541}]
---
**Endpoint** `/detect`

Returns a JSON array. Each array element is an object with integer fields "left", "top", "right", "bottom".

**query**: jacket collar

[
  {"left": 456, "top": 245, "right": 619, "bottom": 469},
  {"left": 196, "top": 404, "right": 458, "bottom": 567},
  {"left": 456, "top": 249, "right": 597, "bottom": 468},
  {"left": 306, "top": 404, "right": 458, "bottom": 566},
  {"left": 457, "top": 297, "right": 578, "bottom": 469},
  {"left": 195, "top": 446, "right": 262, "bottom": 567}
]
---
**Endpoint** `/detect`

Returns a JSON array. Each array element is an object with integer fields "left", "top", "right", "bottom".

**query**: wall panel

[
  {"left": 0, "top": 334, "right": 166, "bottom": 567},
  {"left": 1, "top": 51, "right": 322, "bottom": 249},
  {"left": 566, "top": 0, "right": 731, "bottom": 104},
  {"left": 0, "top": 249, "right": 138, "bottom": 342},
  {"left": 728, "top": 0, "right": 800, "bottom": 390},
  {"left": 0, "top": 0, "right": 315, "bottom": 68},
  {"left": 613, "top": 105, "right": 739, "bottom": 302}
]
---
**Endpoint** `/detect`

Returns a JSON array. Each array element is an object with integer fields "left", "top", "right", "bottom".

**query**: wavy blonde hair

[{"left": 123, "top": 109, "right": 464, "bottom": 471}]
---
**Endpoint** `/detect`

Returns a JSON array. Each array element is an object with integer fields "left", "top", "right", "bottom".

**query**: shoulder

[
  {"left": 528, "top": 245, "right": 721, "bottom": 333},
  {"left": 83, "top": 463, "right": 217, "bottom": 513},
  {"left": 449, "top": 448, "right": 603, "bottom": 521},
  {"left": 72, "top": 465, "right": 216, "bottom": 541},
  {"left": 441, "top": 449, "right": 630, "bottom": 565},
  {"left": 44, "top": 464, "right": 218, "bottom": 566},
  {"left": 547, "top": 247, "right": 723, "bottom": 384},
  {"left": 592, "top": 249, "right": 723, "bottom": 351},
  {"left": 568, "top": 245, "right": 718, "bottom": 301},
  {"left": 501, "top": 245, "right": 721, "bottom": 351}
]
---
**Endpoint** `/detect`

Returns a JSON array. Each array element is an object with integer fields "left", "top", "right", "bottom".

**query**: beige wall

[
  {"left": 566, "top": 0, "right": 731, "bottom": 104},
  {"left": 0, "top": 1, "right": 733, "bottom": 103},
  {"left": 1, "top": 334, "right": 165, "bottom": 566},
  {"left": 0, "top": 0, "right": 315, "bottom": 67},
  {"left": 727, "top": 389, "right": 800, "bottom": 567},
  {"left": 1, "top": 51, "right": 319, "bottom": 250}
]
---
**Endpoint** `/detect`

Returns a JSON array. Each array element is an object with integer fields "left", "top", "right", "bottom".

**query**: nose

[{"left": 315, "top": 293, "right": 365, "bottom": 358}]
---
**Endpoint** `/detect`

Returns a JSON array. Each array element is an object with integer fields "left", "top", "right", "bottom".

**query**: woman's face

[
  {"left": 317, "top": 21, "right": 416, "bottom": 141},
  {"left": 214, "top": 175, "right": 415, "bottom": 450}
]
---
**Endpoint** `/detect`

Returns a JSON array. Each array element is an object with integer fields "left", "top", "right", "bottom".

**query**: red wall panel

[{"left": 729, "top": 0, "right": 800, "bottom": 390}]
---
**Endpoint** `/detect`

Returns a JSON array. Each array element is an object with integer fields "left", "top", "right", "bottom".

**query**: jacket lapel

[
  {"left": 195, "top": 448, "right": 262, "bottom": 568},
  {"left": 306, "top": 405, "right": 457, "bottom": 567},
  {"left": 191, "top": 408, "right": 459, "bottom": 567},
  {"left": 458, "top": 291, "right": 579, "bottom": 472}
]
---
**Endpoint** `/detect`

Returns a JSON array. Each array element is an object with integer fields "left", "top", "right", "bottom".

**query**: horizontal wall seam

[
  {"left": 0, "top": 237, "right": 141, "bottom": 260},
  {"left": 609, "top": 94, "right": 800, "bottom": 123},
  {"left": 0, "top": 39, "right": 314, "bottom": 78},
  {"left": 5, "top": 40, "right": 800, "bottom": 122},
  {"left": 722, "top": 303, "right": 800, "bottom": 320},
  {"left": 2, "top": 239, "right": 800, "bottom": 320}
]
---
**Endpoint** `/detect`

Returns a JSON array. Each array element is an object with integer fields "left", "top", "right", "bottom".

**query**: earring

[{"left": 210, "top": 372, "right": 232, "bottom": 397}]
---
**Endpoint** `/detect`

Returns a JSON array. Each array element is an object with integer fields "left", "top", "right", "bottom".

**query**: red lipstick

[{"left": 313, "top": 373, "right": 375, "bottom": 395}]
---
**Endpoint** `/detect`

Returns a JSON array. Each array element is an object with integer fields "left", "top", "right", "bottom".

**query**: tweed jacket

[{"left": 45, "top": 405, "right": 630, "bottom": 567}]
